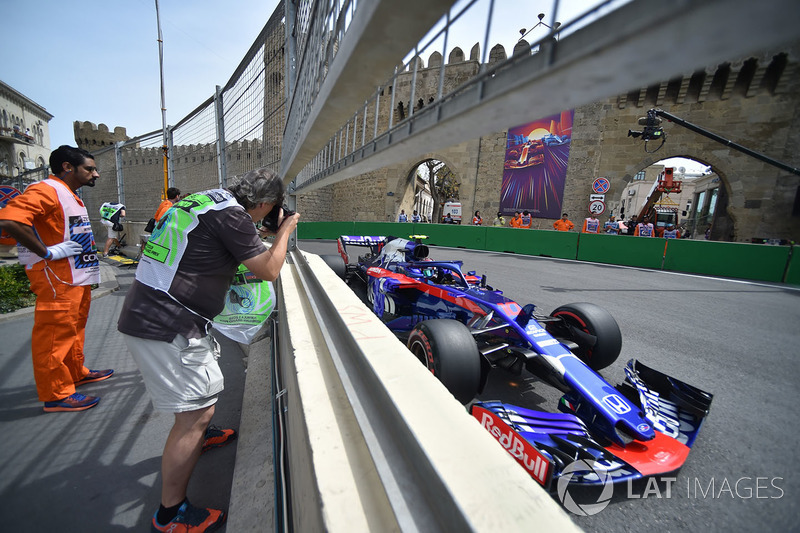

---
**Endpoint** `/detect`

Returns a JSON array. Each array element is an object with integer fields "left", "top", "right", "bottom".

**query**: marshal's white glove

[{"left": 45, "top": 240, "right": 83, "bottom": 260}]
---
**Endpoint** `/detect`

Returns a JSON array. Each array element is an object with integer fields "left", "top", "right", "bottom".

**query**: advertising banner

[{"left": 500, "top": 110, "right": 574, "bottom": 219}]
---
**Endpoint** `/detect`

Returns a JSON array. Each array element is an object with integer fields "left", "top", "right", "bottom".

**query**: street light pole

[{"left": 154, "top": 0, "right": 169, "bottom": 199}]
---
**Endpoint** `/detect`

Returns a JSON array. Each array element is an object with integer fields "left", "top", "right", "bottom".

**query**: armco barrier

[
  {"left": 297, "top": 222, "right": 797, "bottom": 285},
  {"left": 576, "top": 233, "right": 666, "bottom": 270},
  {"left": 663, "top": 239, "right": 791, "bottom": 282},
  {"left": 297, "top": 221, "right": 355, "bottom": 240},
  {"left": 484, "top": 228, "right": 579, "bottom": 259},
  {"left": 408, "top": 223, "right": 488, "bottom": 249},
  {"left": 353, "top": 221, "right": 414, "bottom": 240}
]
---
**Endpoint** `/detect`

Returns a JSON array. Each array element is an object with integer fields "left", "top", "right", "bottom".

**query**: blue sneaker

[
  {"left": 76, "top": 369, "right": 114, "bottom": 386},
  {"left": 151, "top": 500, "right": 226, "bottom": 532},
  {"left": 43, "top": 393, "right": 100, "bottom": 412}
]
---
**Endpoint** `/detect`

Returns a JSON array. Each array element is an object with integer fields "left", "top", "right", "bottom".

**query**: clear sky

[{"left": 2, "top": 0, "right": 279, "bottom": 148}]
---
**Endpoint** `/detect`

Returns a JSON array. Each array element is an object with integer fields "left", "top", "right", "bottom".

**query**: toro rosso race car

[{"left": 322, "top": 235, "right": 713, "bottom": 490}]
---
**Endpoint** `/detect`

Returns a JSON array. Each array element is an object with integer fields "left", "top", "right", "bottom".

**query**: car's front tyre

[
  {"left": 549, "top": 302, "right": 622, "bottom": 371},
  {"left": 407, "top": 319, "right": 481, "bottom": 404}
]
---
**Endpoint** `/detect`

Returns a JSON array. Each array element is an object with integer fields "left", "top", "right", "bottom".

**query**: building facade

[{"left": 0, "top": 80, "right": 53, "bottom": 188}]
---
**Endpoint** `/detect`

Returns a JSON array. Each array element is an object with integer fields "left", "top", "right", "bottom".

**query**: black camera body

[{"left": 261, "top": 204, "right": 295, "bottom": 233}]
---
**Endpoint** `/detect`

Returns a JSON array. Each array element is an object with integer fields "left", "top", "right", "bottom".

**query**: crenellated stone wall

[{"left": 76, "top": 35, "right": 800, "bottom": 242}]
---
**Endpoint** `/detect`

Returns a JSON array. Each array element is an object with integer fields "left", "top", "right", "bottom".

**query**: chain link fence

[{"left": 82, "top": 1, "right": 287, "bottom": 241}]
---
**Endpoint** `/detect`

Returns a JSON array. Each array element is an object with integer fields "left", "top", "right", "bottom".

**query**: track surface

[{"left": 299, "top": 239, "right": 800, "bottom": 531}]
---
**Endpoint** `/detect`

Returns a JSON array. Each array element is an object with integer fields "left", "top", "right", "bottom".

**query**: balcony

[{"left": 0, "top": 127, "right": 35, "bottom": 145}]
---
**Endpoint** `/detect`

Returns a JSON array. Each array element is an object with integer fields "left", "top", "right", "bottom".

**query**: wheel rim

[{"left": 409, "top": 340, "right": 434, "bottom": 373}]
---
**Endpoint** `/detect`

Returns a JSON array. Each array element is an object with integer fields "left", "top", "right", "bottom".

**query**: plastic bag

[{"left": 212, "top": 265, "right": 275, "bottom": 344}]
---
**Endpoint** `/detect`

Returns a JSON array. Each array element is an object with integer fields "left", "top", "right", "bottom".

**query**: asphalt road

[{"left": 298, "top": 238, "right": 800, "bottom": 532}]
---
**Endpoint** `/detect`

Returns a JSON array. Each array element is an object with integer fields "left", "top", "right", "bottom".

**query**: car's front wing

[{"left": 471, "top": 359, "right": 713, "bottom": 488}]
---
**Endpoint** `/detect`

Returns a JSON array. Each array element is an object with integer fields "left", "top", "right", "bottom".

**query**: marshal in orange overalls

[{"left": 0, "top": 179, "right": 96, "bottom": 401}]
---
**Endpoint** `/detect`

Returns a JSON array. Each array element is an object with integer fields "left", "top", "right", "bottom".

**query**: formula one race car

[{"left": 321, "top": 235, "right": 713, "bottom": 489}]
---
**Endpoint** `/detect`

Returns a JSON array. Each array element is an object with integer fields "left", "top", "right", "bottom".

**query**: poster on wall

[{"left": 500, "top": 110, "right": 574, "bottom": 219}]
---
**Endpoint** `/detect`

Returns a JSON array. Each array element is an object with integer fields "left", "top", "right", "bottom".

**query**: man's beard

[{"left": 86, "top": 178, "right": 97, "bottom": 187}]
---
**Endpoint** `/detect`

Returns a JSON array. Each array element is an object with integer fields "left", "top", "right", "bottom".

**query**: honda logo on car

[
  {"left": 602, "top": 394, "right": 632, "bottom": 414},
  {"left": 472, "top": 406, "right": 552, "bottom": 487}
]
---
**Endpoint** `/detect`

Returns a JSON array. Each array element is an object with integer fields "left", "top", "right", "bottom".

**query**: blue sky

[{"left": 2, "top": 0, "right": 278, "bottom": 148}]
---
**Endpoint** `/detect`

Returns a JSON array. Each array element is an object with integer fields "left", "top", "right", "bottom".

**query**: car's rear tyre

[
  {"left": 321, "top": 254, "right": 346, "bottom": 280},
  {"left": 549, "top": 302, "right": 622, "bottom": 371},
  {"left": 407, "top": 319, "right": 481, "bottom": 404}
]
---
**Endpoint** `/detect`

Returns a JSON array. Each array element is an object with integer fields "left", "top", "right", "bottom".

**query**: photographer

[
  {"left": 99, "top": 200, "right": 125, "bottom": 255},
  {"left": 118, "top": 167, "right": 298, "bottom": 532}
]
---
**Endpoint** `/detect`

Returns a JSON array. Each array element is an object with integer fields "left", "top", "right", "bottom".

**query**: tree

[{"left": 418, "top": 159, "right": 459, "bottom": 223}]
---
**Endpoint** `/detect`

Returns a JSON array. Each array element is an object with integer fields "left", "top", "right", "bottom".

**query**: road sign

[
  {"left": 590, "top": 194, "right": 605, "bottom": 202},
  {"left": 0, "top": 185, "right": 21, "bottom": 245},
  {"left": 589, "top": 199, "right": 606, "bottom": 215},
  {"left": 592, "top": 177, "right": 610, "bottom": 194}
]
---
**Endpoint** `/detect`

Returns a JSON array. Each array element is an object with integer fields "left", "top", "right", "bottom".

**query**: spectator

[
  {"left": 118, "top": 167, "right": 299, "bottom": 532},
  {"left": 663, "top": 223, "right": 681, "bottom": 239},
  {"left": 155, "top": 187, "right": 181, "bottom": 222},
  {"left": 411, "top": 210, "right": 421, "bottom": 223},
  {"left": 99, "top": 200, "right": 126, "bottom": 255},
  {"left": 582, "top": 213, "right": 600, "bottom": 233},
  {"left": 472, "top": 210, "right": 483, "bottom": 225},
  {"left": 634, "top": 216, "right": 656, "bottom": 237},
  {"left": 520, "top": 210, "right": 533, "bottom": 229},
  {"left": 443, "top": 212, "right": 454, "bottom": 224},
  {"left": 0, "top": 145, "right": 113, "bottom": 413},
  {"left": 553, "top": 213, "right": 575, "bottom": 232},
  {"left": 604, "top": 215, "right": 620, "bottom": 235},
  {"left": 510, "top": 211, "right": 522, "bottom": 228},
  {"left": 492, "top": 212, "right": 506, "bottom": 227},
  {"left": 705, "top": 225, "right": 712, "bottom": 240},
  {"left": 625, "top": 216, "right": 638, "bottom": 235},
  {"left": 398, "top": 209, "right": 408, "bottom": 222}
]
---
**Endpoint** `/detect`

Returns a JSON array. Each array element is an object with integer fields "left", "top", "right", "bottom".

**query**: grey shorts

[
  {"left": 101, "top": 220, "right": 121, "bottom": 239},
  {"left": 123, "top": 333, "right": 224, "bottom": 412}
]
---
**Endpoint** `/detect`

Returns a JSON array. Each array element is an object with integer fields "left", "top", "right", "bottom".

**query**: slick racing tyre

[
  {"left": 549, "top": 302, "right": 622, "bottom": 371},
  {"left": 407, "top": 319, "right": 481, "bottom": 404},
  {"left": 320, "top": 254, "right": 346, "bottom": 280}
]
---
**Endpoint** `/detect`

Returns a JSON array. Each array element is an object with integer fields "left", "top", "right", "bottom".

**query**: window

[{"left": 634, "top": 171, "right": 646, "bottom": 181}]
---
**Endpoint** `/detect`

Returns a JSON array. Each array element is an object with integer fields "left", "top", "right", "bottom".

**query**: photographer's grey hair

[{"left": 229, "top": 167, "right": 284, "bottom": 209}]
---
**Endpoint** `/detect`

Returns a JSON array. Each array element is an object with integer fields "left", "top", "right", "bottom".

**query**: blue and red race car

[{"left": 322, "top": 235, "right": 713, "bottom": 489}]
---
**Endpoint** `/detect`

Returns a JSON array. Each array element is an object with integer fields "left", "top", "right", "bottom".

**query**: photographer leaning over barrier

[{"left": 117, "top": 167, "right": 298, "bottom": 532}]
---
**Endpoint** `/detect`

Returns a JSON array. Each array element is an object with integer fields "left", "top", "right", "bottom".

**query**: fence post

[
  {"left": 215, "top": 85, "right": 228, "bottom": 188},
  {"left": 114, "top": 141, "right": 125, "bottom": 205},
  {"left": 167, "top": 127, "right": 175, "bottom": 188},
  {"left": 284, "top": 0, "right": 297, "bottom": 102}
]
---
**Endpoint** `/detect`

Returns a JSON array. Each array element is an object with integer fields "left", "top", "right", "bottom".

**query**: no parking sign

[{"left": 592, "top": 177, "right": 610, "bottom": 194}]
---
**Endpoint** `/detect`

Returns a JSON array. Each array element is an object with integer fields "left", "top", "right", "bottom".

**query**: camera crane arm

[{"left": 638, "top": 108, "right": 800, "bottom": 176}]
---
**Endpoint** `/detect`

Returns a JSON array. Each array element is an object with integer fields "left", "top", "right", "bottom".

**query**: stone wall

[
  {"left": 76, "top": 35, "right": 800, "bottom": 243},
  {"left": 311, "top": 41, "right": 800, "bottom": 242}
]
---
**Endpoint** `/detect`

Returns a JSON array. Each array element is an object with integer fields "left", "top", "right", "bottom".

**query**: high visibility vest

[
  {"left": 137, "top": 190, "right": 241, "bottom": 292},
  {"left": 18, "top": 178, "right": 100, "bottom": 285},
  {"left": 583, "top": 218, "right": 600, "bottom": 233},
  {"left": 100, "top": 202, "right": 124, "bottom": 221}
]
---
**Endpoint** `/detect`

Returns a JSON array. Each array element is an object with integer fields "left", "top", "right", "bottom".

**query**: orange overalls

[
  {"left": 154, "top": 199, "right": 172, "bottom": 221},
  {"left": 0, "top": 178, "right": 97, "bottom": 401}
]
